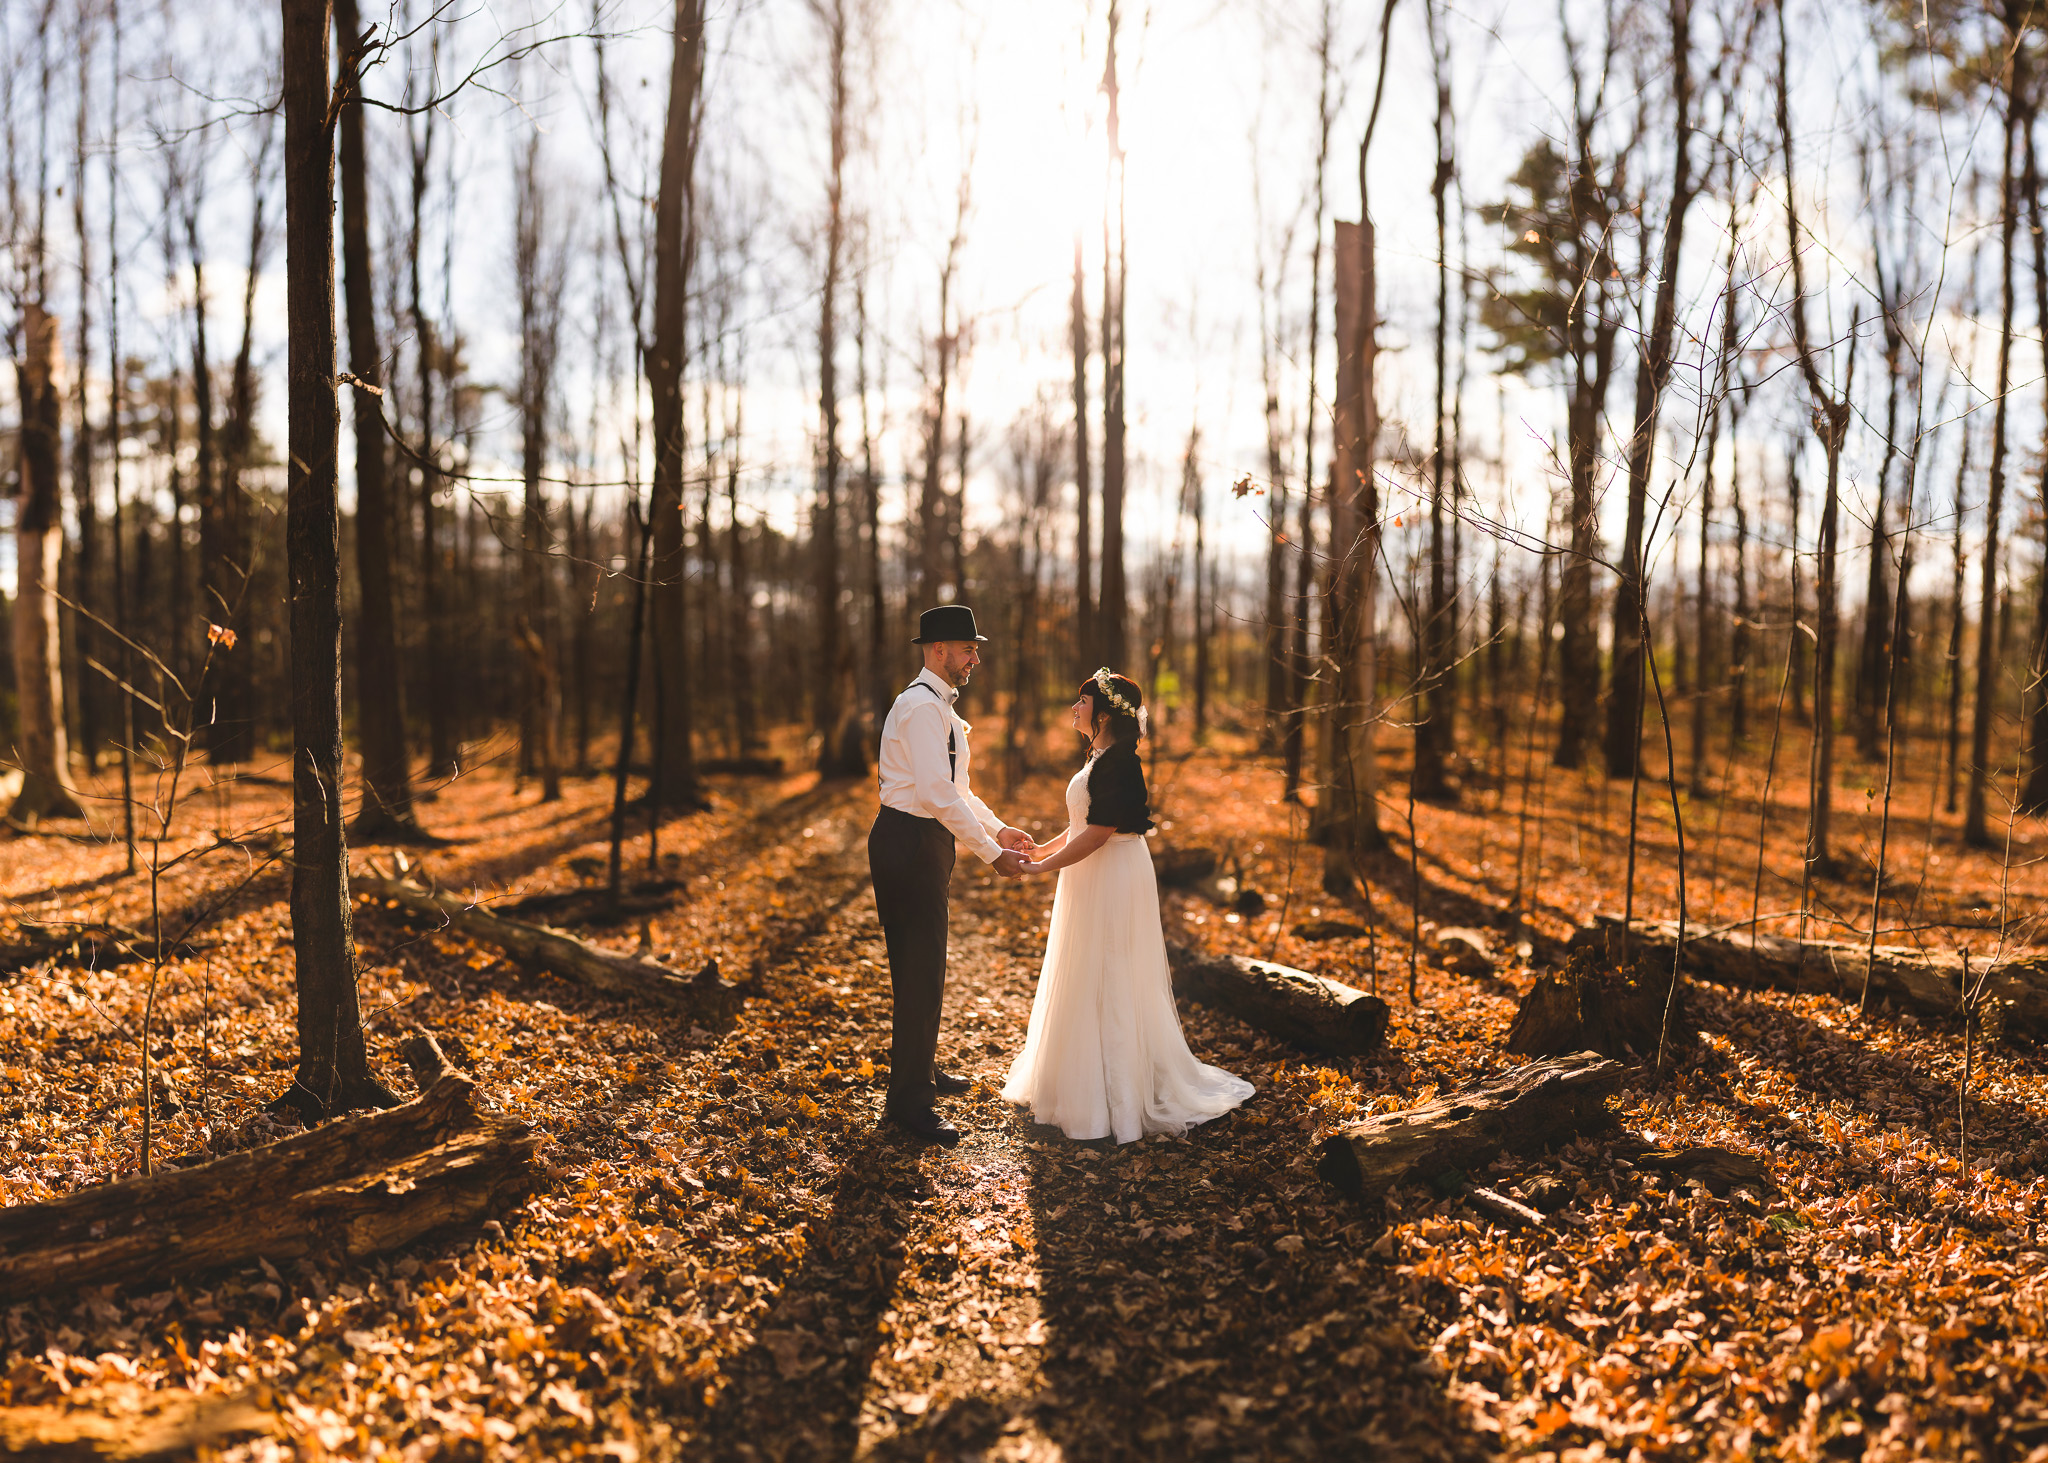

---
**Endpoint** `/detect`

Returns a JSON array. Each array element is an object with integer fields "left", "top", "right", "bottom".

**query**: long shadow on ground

[{"left": 696, "top": 1131, "right": 929, "bottom": 1462}]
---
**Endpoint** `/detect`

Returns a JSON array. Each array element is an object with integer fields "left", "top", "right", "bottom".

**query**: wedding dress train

[{"left": 1002, "top": 755, "right": 1254, "bottom": 1143}]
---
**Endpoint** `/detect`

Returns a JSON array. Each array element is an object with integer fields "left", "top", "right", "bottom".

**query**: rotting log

[
  {"left": 1167, "top": 944, "right": 1388, "bottom": 1056},
  {"left": 0, "top": 1043, "right": 536, "bottom": 1301},
  {"left": 353, "top": 869, "right": 742, "bottom": 1023},
  {"left": 0, "top": 1388, "right": 275, "bottom": 1461},
  {"left": 1317, "top": 1051, "right": 1624, "bottom": 1204},
  {"left": 1572, "top": 914, "right": 2048, "bottom": 1034}
]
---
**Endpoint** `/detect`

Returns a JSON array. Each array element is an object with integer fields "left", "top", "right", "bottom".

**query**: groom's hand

[
  {"left": 993, "top": 849, "right": 1032, "bottom": 878},
  {"left": 997, "top": 826, "right": 1034, "bottom": 854}
]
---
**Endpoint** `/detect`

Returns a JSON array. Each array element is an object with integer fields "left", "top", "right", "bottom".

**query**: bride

[{"left": 1001, "top": 669, "right": 1254, "bottom": 1143}]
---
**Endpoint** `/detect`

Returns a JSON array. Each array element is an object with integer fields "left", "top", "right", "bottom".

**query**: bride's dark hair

[{"left": 1078, "top": 671, "right": 1145, "bottom": 748}]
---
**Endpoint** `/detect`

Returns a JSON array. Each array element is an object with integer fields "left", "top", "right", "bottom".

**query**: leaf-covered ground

[{"left": 4, "top": 728, "right": 2048, "bottom": 1459}]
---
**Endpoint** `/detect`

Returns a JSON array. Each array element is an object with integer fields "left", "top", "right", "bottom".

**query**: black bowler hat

[{"left": 914, "top": 604, "right": 987, "bottom": 644}]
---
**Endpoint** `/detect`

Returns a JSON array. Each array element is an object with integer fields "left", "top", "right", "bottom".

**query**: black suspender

[{"left": 911, "top": 681, "right": 957, "bottom": 779}]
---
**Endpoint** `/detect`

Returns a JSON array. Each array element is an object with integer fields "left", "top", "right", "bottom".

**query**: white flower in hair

[{"left": 1091, "top": 667, "right": 1142, "bottom": 721}]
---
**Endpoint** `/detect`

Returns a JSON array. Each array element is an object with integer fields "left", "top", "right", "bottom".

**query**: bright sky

[{"left": 2, "top": 0, "right": 2035, "bottom": 627}]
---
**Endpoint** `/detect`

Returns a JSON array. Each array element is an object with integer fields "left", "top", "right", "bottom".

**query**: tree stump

[
  {"left": 1505, "top": 949, "right": 1680, "bottom": 1060},
  {"left": 1317, "top": 1052, "right": 1624, "bottom": 1204}
]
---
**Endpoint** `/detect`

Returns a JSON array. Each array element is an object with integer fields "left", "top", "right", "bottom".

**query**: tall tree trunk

[
  {"left": 1945, "top": 419, "right": 1971, "bottom": 814},
  {"left": 1287, "top": 2, "right": 1336, "bottom": 802},
  {"left": 1967, "top": 26, "right": 2023, "bottom": 847},
  {"left": 1072, "top": 228, "right": 1093, "bottom": 676},
  {"left": 209, "top": 139, "right": 266, "bottom": 766},
  {"left": 917, "top": 178, "right": 965, "bottom": 608},
  {"left": 334, "top": 0, "right": 420, "bottom": 840},
  {"left": 1190, "top": 438, "right": 1209, "bottom": 744},
  {"left": 9, "top": 304, "right": 84, "bottom": 824},
  {"left": 1855, "top": 274, "right": 1904, "bottom": 763},
  {"left": 1603, "top": 0, "right": 1696, "bottom": 780},
  {"left": 514, "top": 128, "right": 562, "bottom": 802},
  {"left": 814, "top": 0, "right": 863, "bottom": 777},
  {"left": 1316, "top": 0, "right": 1399, "bottom": 893},
  {"left": 1097, "top": 0, "right": 1128, "bottom": 669},
  {"left": 856, "top": 277, "right": 888, "bottom": 735},
  {"left": 278, "top": 0, "right": 394, "bottom": 1122},
  {"left": 1775, "top": 0, "right": 1852, "bottom": 875},
  {"left": 647, "top": 0, "right": 706, "bottom": 813},
  {"left": 1259, "top": 252, "right": 1291, "bottom": 754},
  {"left": 71, "top": 21, "right": 100, "bottom": 769},
  {"left": 1415, "top": 1, "right": 1454, "bottom": 802},
  {"left": 2020, "top": 110, "right": 2048, "bottom": 812},
  {"left": 408, "top": 74, "right": 456, "bottom": 783}
]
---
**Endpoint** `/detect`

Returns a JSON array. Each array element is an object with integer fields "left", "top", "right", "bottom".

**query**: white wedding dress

[{"left": 1002, "top": 753, "right": 1255, "bottom": 1143}]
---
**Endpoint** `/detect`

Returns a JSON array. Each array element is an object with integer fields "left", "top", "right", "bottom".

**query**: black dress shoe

[
  {"left": 885, "top": 1105, "right": 962, "bottom": 1146},
  {"left": 932, "top": 1068, "right": 972, "bottom": 1096}
]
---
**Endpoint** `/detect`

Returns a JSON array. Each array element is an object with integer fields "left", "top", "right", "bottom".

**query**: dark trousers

[{"left": 869, "top": 804, "right": 956, "bottom": 1114}]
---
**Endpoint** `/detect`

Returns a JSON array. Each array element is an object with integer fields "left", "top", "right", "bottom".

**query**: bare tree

[
  {"left": 10, "top": 302, "right": 84, "bottom": 825},
  {"left": 277, "top": 0, "right": 395, "bottom": 1121},
  {"left": 1097, "top": 0, "right": 1128, "bottom": 669},
  {"left": 1774, "top": 0, "right": 1854, "bottom": 877},
  {"left": 1604, "top": 0, "right": 1699, "bottom": 780},
  {"left": 1315, "top": 0, "right": 1400, "bottom": 896},
  {"left": 647, "top": 0, "right": 707, "bottom": 814},
  {"left": 1965, "top": 3, "right": 2025, "bottom": 848},
  {"left": 334, "top": 0, "right": 424, "bottom": 840},
  {"left": 811, "top": 0, "right": 865, "bottom": 777},
  {"left": 513, "top": 122, "right": 565, "bottom": 801},
  {"left": 1414, "top": 0, "right": 1458, "bottom": 801}
]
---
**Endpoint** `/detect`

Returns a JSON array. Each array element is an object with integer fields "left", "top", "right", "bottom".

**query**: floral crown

[{"left": 1090, "top": 668, "right": 1141, "bottom": 720}]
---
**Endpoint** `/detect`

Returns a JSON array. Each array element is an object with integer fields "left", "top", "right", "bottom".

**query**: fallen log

[
  {"left": 0, "top": 1035, "right": 537, "bottom": 1300},
  {"left": 0, "top": 1388, "right": 275, "bottom": 1461},
  {"left": 1317, "top": 1052, "right": 1624, "bottom": 1204},
  {"left": 353, "top": 869, "right": 742, "bottom": 1023},
  {"left": 1571, "top": 915, "right": 2048, "bottom": 1035},
  {"left": 1167, "top": 945, "right": 1388, "bottom": 1056},
  {"left": 0, "top": 921, "right": 203, "bottom": 977}
]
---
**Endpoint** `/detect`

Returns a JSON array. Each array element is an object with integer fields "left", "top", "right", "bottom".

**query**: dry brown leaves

[{"left": 1, "top": 727, "right": 2046, "bottom": 1460}]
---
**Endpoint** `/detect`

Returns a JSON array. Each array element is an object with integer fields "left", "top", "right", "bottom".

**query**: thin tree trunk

[
  {"left": 72, "top": 17, "right": 100, "bottom": 768},
  {"left": 1967, "top": 25, "right": 2023, "bottom": 848},
  {"left": 1945, "top": 416, "right": 1971, "bottom": 814},
  {"left": 814, "top": 0, "right": 863, "bottom": 777},
  {"left": 209, "top": 130, "right": 269, "bottom": 766},
  {"left": 514, "top": 128, "right": 563, "bottom": 802},
  {"left": 2020, "top": 111, "right": 2048, "bottom": 812},
  {"left": 1287, "top": 1, "right": 1336, "bottom": 802},
  {"left": 334, "top": 0, "right": 421, "bottom": 840},
  {"left": 408, "top": 70, "right": 456, "bottom": 783},
  {"left": 1316, "top": 0, "right": 1400, "bottom": 894},
  {"left": 8, "top": 304, "right": 84, "bottom": 824},
  {"left": 647, "top": 0, "right": 706, "bottom": 813},
  {"left": 1775, "top": 0, "right": 1852, "bottom": 876},
  {"left": 1415, "top": 0, "right": 1455, "bottom": 801},
  {"left": 1098, "top": 0, "right": 1128, "bottom": 669},
  {"left": 1072, "top": 227, "right": 1092, "bottom": 676},
  {"left": 1604, "top": 0, "right": 1696, "bottom": 781},
  {"left": 277, "top": 0, "right": 394, "bottom": 1123},
  {"left": 1259, "top": 239, "right": 1291, "bottom": 754}
]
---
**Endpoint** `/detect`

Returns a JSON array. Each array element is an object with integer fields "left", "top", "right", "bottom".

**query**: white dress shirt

[{"left": 877, "top": 667, "right": 1005, "bottom": 863}]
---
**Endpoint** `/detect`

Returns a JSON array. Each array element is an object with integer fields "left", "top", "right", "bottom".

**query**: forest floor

[{"left": 5, "top": 719, "right": 2048, "bottom": 1460}]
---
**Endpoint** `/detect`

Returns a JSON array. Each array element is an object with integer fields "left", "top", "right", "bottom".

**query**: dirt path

[{"left": 692, "top": 819, "right": 1481, "bottom": 1462}]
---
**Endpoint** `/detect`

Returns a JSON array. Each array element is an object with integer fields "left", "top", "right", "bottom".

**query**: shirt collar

[{"left": 916, "top": 667, "right": 959, "bottom": 705}]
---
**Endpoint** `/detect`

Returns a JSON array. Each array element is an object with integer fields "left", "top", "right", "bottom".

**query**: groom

[{"left": 870, "top": 605, "right": 1034, "bottom": 1146}]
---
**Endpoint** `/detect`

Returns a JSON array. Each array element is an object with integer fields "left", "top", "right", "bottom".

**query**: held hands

[
  {"left": 993, "top": 848, "right": 1035, "bottom": 879},
  {"left": 996, "top": 826, "right": 1037, "bottom": 854}
]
